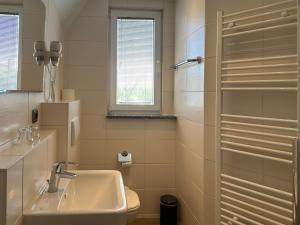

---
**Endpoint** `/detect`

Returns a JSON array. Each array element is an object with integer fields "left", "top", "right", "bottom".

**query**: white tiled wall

[
  {"left": 174, "top": 0, "right": 207, "bottom": 224},
  {"left": 63, "top": 0, "right": 176, "bottom": 217}
]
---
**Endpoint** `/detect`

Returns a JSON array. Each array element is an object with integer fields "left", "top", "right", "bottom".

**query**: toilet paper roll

[
  {"left": 61, "top": 89, "right": 75, "bottom": 101},
  {"left": 121, "top": 161, "right": 133, "bottom": 167},
  {"left": 118, "top": 151, "right": 133, "bottom": 167}
]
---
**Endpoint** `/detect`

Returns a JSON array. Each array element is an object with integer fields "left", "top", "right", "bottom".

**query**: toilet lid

[{"left": 125, "top": 186, "right": 140, "bottom": 211}]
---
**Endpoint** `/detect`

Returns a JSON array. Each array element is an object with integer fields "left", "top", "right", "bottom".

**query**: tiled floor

[
  {"left": 130, "top": 222, "right": 159, "bottom": 225},
  {"left": 130, "top": 218, "right": 160, "bottom": 225}
]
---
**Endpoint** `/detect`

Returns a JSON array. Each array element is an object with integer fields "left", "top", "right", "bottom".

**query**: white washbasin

[{"left": 23, "top": 170, "right": 127, "bottom": 225}]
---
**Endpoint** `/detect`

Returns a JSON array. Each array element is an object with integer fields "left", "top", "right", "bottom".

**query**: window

[
  {"left": 0, "top": 6, "right": 22, "bottom": 91},
  {"left": 110, "top": 9, "right": 162, "bottom": 114}
]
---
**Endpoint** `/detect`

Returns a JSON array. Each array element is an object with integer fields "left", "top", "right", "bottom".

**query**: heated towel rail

[{"left": 216, "top": 0, "right": 300, "bottom": 224}]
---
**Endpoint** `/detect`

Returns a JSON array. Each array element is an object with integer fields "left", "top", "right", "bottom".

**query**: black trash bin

[{"left": 160, "top": 195, "right": 178, "bottom": 225}]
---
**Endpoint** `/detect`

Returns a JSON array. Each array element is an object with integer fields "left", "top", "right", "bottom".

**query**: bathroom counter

[
  {"left": 0, "top": 155, "right": 23, "bottom": 170},
  {"left": 0, "top": 129, "right": 56, "bottom": 170}
]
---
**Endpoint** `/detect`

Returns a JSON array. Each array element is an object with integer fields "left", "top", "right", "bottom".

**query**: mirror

[{"left": 0, "top": 0, "right": 45, "bottom": 92}]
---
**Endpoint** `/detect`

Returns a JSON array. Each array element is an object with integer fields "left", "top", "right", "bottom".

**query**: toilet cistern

[{"left": 48, "top": 161, "right": 78, "bottom": 193}]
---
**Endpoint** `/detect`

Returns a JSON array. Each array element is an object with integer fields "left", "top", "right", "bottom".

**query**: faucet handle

[
  {"left": 52, "top": 161, "right": 78, "bottom": 173},
  {"left": 57, "top": 161, "right": 78, "bottom": 171},
  {"left": 58, "top": 161, "right": 79, "bottom": 166}
]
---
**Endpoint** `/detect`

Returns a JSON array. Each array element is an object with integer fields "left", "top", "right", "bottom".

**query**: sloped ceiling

[{"left": 54, "top": 0, "right": 87, "bottom": 29}]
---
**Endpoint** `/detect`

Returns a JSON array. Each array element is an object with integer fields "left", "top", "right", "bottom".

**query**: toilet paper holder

[{"left": 118, "top": 150, "right": 132, "bottom": 167}]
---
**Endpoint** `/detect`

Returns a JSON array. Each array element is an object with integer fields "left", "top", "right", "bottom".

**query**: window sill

[{"left": 106, "top": 114, "right": 177, "bottom": 120}]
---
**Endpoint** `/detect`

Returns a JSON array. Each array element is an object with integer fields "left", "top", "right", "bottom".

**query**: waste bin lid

[{"left": 160, "top": 195, "right": 177, "bottom": 205}]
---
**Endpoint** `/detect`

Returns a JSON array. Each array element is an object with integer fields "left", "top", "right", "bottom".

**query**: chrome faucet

[{"left": 48, "top": 161, "right": 78, "bottom": 193}]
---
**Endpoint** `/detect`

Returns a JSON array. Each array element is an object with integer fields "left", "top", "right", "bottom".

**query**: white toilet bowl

[{"left": 125, "top": 186, "right": 140, "bottom": 224}]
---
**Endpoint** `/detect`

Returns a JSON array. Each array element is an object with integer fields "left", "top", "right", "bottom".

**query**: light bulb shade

[
  {"left": 33, "top": 41, "right": 45, "bottom": 66},
  {"left": 33, "top": 53, "right": 45, "bottom": 66},
  {"left": 50, "top": 41, "right": 62, "bottom": 53},
  {"left": 50, "top": 41, "right": 62, "bottom": 66},
  {"left": 34, "top": 40, "right": 45, "bottom": 52}
]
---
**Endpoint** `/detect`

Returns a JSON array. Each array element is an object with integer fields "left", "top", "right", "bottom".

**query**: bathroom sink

[{"left": 23, "top": 170, "right": 127, "bottom": 225}]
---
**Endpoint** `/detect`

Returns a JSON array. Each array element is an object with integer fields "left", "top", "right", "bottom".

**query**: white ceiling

[{"left": 54, "top": 0, "right": 87, "bottom": 29}]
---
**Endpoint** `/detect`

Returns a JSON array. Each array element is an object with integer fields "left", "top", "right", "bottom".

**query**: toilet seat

[{"left": 125, "top": 186, "right": 140, "bottom": 212}]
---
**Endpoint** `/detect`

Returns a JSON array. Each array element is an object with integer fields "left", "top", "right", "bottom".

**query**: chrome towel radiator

[{"left": 216, "top": 0, "right": 299, "bottom": 224}]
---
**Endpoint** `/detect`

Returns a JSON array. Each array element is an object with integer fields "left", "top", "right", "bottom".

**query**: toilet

[{"left": 125, "top": 186, "right": 140, "bottom": 224}]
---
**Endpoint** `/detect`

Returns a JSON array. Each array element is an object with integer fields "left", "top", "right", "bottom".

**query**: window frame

[
  {"left": 0, "top": 5, "right": 23, "bottom": 90},
  {"left": 109, "top": 9, "right": 162, "bottom": 115}
]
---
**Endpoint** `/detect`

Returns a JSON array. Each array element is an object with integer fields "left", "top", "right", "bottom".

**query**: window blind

[
  {"left": 116, "top": 18, "right": 155, "bottom": 105},
  {"left": 0, "top": 13, "right": 19, "bottom": 90}
]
